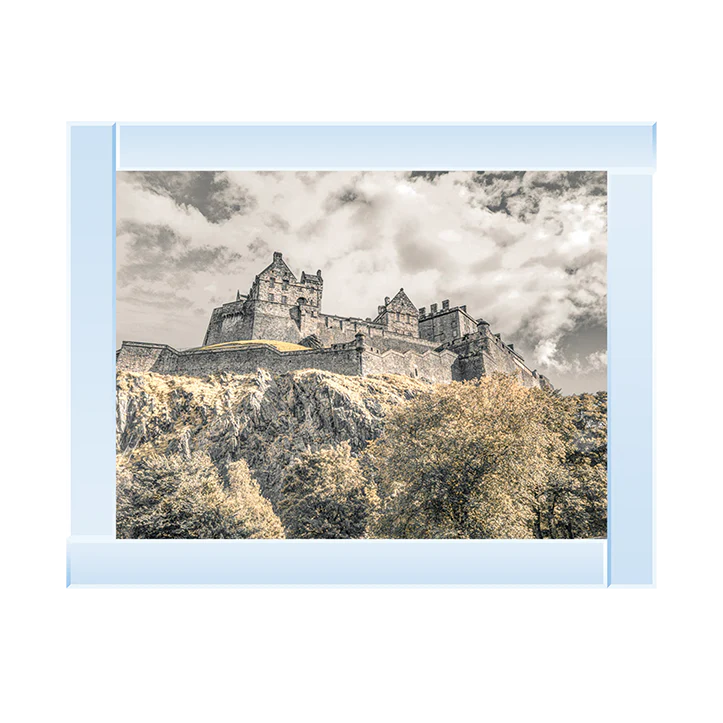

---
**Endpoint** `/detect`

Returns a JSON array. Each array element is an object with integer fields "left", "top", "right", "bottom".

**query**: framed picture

[{"left": 67, "top": 123, "right": 654, "bottom": 586}]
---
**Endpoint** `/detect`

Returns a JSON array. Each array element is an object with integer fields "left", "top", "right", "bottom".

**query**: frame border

[{"left": 67, "top": 122, "right": 655, "bottom": 586}]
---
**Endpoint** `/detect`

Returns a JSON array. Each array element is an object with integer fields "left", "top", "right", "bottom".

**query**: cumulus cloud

[{"left": 117, "top": 170, "right": 607, "bottom": 393}]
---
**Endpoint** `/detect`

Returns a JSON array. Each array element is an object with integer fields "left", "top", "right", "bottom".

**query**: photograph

[{"left": 115, "top": 170, "right": 608, "bottom": 540}]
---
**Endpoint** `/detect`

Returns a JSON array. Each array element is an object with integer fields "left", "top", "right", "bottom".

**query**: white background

[{"left": 1, "top": 2, "right": 720, "bottom": 721}]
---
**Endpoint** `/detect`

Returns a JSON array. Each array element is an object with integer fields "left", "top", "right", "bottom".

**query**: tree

[
  {"left": 504, "top": 391, "right": 607, "bottom": 539},
  {"left": 116, "top": 452, "right": 284, "bottom": 539},
  {"left": 553, "top": 391, "right": 607, "bottom": 537},
  {"left": 278, "top": 442, "right": 373, "bottom": 538},
  {"left": 365, "top": 375, "right": 573, "bottom": 539}
]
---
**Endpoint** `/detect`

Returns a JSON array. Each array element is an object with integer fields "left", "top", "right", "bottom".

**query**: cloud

[
  {"left": 117, "top": 221, "right": 244, "bottom": 288},
  {"left": 127, "top": 171, "right": 256, "bottom": 223}
]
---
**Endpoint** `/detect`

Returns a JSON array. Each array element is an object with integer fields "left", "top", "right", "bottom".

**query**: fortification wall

[
  {"left": 116, "top": 337, "right": 548, "bottom": 388},
  {"left": 250, "top": 300, "right": 309, "bottom": 343},
  {"left": 446, "top": 331, "right": 547, "bottom": 388},
  {"left": 315, "top": 314, "right": 437, "bottom": 352},
  {"left": 360, "top": 347, "right": 455, "bottom": 383},
  {"left": 173, "top": 345, "right": 362, "bottom": 378},
  {"left": 204, "top": 300, "right": 254, "bottom": 346},
  {"left": 117, "top": 342, "right": 179, "bottom": 373},
  {"left": 117, "top": 338, "right": 455, "bottom": 383}
]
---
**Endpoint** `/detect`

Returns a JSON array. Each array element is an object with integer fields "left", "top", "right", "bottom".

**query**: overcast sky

[{"left": 116, "top": 170, "right": 607, "bottom": 394}]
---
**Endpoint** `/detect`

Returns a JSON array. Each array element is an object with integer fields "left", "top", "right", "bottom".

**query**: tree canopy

[
  {"left": 117, "top": 452, "right": 284, "bottom": 539},
  {"left": 278, "top": 442, "right": 372, "bottom": 538},
  {"left": 365, "top": 376, "right": 607, "bottom": 539}
]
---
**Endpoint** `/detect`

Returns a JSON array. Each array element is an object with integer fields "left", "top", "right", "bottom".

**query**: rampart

[
  {"left": 442, "top": 324, "right": 552, "bottom": 389},
  {"left": 116, "top": 337, "right": 456, "bottom": 383}
]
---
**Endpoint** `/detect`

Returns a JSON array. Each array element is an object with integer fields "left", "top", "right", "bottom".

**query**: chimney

[
  {"left": 442, "top": 299, "right": 450, "bottom": 310},
  {"left": 419, "top": 307, "right": 426, "bottom": 318},
  {"left": 273, "top": 251, "right": 282, "bottom": 261},
  {"left": 477, "top": 319, "right": 490, "bottom": 333},
  {"left": 430, "top": 303, "right": 438, "bottom": 313}
]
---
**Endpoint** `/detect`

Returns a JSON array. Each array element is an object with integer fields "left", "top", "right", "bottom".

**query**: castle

[{"left": 117, "top": 251, "right": 552, "bottom": 389}]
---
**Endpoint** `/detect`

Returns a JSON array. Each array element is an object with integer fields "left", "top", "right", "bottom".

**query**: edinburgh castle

[{"left": 117, "top": 251, "right": 552, "bottom": 389}]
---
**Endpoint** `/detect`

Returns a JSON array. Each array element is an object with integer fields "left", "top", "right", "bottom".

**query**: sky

[{"left": 116, "top": 170, "right": 607, "bottom": 394}]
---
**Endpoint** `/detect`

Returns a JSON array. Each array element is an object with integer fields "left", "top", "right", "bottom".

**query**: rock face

[{"left": 116, "top": 368, "right": 428, "bottom": 502}]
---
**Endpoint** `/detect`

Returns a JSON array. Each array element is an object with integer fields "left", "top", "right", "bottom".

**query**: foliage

[
  {"left": 116, "top": 452, "right": 284, "bottom": 539},
  {"left": 278, "top": 442, "right": 374, "bottom": 538},
  {"left": 116, "top": 370, "right": 606, "bottom": 540},
  {"left": 365, "top": 376, "right": 607, "bottom": 539},
  {"left": 529, "top": 391, "right": 608, "bottom": 538}
]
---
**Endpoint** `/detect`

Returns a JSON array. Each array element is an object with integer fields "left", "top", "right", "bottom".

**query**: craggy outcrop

[{"left": 117, "top": 368, "right": 428, "bottom": 502}]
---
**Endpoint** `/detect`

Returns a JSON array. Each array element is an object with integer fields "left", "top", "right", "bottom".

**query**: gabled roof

[
  {"left": 385, "top": 288, "right": 418, "bottom": 314},
  {"left": 258, "top": 252, "right": 298, "bottom": 282}
]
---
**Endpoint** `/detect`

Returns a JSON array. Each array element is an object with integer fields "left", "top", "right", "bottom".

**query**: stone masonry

[{"left": 117, "top": 251, "right": 552, "bottom": 388}]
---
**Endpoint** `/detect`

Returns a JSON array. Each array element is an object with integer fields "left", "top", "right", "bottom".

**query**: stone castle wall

[
  {"left": 313, "top": 315, "right": 438, "bottom": 353},
  {"left": 360, "top": 346, "right": 457, "bottom": 383},
  {"left": 116, "top": 342, "right": 179, "bottom": 373},
  {"left": 203, "top": 300, "right": 255, "bottom": 346},
  {"left": 116, "top": 339, "right": 457, "bottom": 383},
  {"left": 444, "top": 328, "right": 550, "bottom": 389}
]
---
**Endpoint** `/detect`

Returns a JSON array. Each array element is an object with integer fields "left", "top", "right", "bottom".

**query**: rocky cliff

[{"left": 116, "top": 368, "right": 428, "bottom": 502}]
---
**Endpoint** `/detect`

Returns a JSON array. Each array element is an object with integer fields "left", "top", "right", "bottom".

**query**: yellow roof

[{"left": 197, "top": 339, "right": 311, "bottom": 352}]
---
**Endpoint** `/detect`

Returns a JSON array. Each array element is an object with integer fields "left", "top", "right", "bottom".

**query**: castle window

[
  {"left": 281, "top": 296, "right": 287, "bottom": 305},
  {"left": 282, "top": 281, "right": 288, "bottom": 290},
  {"left": 396, "top": 312, "right": 400, "bottom": 321},
  {"left": 339, "top": 320, "right": 344, "bottom": 330},
  {"left": 270, "top": 278, "right": 275, "bottom": 288},
  {"left": 268, "top": 293, "right": 275, "bottom": 302}
]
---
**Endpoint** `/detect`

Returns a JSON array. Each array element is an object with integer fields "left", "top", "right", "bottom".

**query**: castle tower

[
  {"left": 203, "top": 251, "right": 326, "bottom": 345},
  {"left": 418, "top": 299, "right": 478, "bottom": 344}
]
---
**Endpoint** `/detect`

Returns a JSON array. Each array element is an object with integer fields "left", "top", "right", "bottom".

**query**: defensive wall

[
  {"left": 116, "top": 335, "right": 456, "bottom": 384},
  {"left": 442, "top": 323, "right": 552, "bottom": 389}
]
